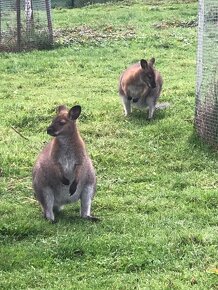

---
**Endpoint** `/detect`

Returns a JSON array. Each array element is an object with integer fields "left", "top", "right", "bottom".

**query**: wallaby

[
  {"left": 32, "top": 105, "right": 98, "bottom": 222},
  {"left": 119, "top": 58, "right": 169, "bottom": 119}
]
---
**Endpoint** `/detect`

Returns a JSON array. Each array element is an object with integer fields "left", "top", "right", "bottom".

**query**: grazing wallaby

[
  {"left": 119, "top": 58, "right": 168, "bottom": 119},
  {"left": 32, "top": 105, "right": 98, "bottom": 222}
]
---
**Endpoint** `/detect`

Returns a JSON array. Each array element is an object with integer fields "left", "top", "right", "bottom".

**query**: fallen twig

[{"left": 11, "top": 126, "right": 29, "bottom": 141}]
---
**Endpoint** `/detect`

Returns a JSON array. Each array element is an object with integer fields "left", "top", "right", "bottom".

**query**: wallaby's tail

[{"left": 155, "top": 102, "right": 170, "bottom": 110}]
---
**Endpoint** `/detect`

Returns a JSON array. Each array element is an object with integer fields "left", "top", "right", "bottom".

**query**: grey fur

[
  {"left": 32, "top": 105, "right": 97, "bottom": 222},
  {"left": 119, "top": 58, "right": 165, "bottom": 119}
]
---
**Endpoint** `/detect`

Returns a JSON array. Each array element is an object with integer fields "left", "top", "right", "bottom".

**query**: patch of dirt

[
  {"left": 54, "top": 25, "right": 136, "bottom": 46},
  {"left": 153, "top": 19, "right": 197, "bottom": 29},
  {"left": 146, "top": 0, "right": 197, "bottom": 4}
]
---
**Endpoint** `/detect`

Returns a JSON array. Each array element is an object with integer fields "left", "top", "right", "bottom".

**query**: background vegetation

[
  {"left": 0, "top": 0, "right": 217, "bottom": 289},
  {"left": 51, "top": 0, "right": 123, "bottom": 8}
]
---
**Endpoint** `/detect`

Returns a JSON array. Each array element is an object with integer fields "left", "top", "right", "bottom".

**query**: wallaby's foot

[
  {"left": 148, "top": 111, "right": 155, "bottom": 121},
  {"left": 124, "top": 109, "right": 131, "bottom": 117},
  {"left": 43, "top": 209, "right": 55, "bottom": 223},
  {"left": 84, "top": 216, "right": 100, "bottom": 222},
  {"left": 122, "top": 98, "right": 132, "bottom": 116}
]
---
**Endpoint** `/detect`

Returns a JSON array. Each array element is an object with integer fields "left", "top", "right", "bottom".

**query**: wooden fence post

[
  {"left": 16, "top": 0, "right": 21, "bottom": 51},
  {"left": 25, "top": 0, "right": 34, "bottom": 36},
  {"left": 0, "top": 0, "right": 2, "bottom": 44},
  {"left": 45, "top": 0, "right": 53, "bottom": 44}
]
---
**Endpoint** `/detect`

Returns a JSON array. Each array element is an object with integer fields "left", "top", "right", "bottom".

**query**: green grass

[{"left": 0, "top": 0, "right": 217, "bottom": 289}]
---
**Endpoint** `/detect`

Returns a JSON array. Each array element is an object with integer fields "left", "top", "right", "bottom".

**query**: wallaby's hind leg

[
  {"left": 80, "top": 184, "right": 99, "bottom": 221},
  {"left": 40, "top": 188, "right": 55, "bottom": 222},
  {"left": 121, "top": 96, "right": 131, "bottom": 116},
  {"left": 147, "top": 96, "right": 156, "bottom": 120}
]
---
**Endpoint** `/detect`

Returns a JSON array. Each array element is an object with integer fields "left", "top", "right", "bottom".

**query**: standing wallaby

[
  {"left": 119, "top": 58, "right": 167, "bottom": 119},
  {"left": 32, "top": 105, "right": 98, "bottom": 222}
]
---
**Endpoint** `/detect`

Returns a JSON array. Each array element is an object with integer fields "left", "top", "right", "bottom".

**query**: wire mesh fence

[
  {"left": 73, "top": 0, "right": 122, "bottom": 6},
  {"left": 0, "top": 0, "right": 53, "bottom": 51},
  {"left": 51, "top": 0, "right": 123, "bottom": 8},
  {"left": 195, "top": 0, "right": 218, "bottom": 148}
]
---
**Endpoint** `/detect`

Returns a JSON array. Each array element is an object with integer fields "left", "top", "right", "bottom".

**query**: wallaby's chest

[
  {"left": 126, "top": 83, "right": 149, "bottom": 99},
  {"left": 58, "top": 154, "right": 76, "bottom": 178}
]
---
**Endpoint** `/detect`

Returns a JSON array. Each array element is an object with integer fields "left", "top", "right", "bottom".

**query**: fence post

[
  {"left": 45, "top": 0, "right": 53, "bottom": 44},
  {"left": 25, "top": 0, "right": 34, "bottom": 36},
  {"left": 196, "top": 0, "right": 204, "bottom": 102},
  {"left": 16, "top": 0, "right": 21, "bottom": 51},
  {"left": 195, "top": 0, "right": 218, "bottom": 147},
  {"left": 0, "top": 0, "right": 2, "bottom": 44}
]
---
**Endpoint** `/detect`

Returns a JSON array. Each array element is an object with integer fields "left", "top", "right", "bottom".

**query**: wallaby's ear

[
  {"left": 140, "top": 59, "right": 148, "bottom": 70},
  {"left": 149, "top": 57, "right": 155, "bottom": 66},
  {"left": 68, "top": 105, "right": 81, "bottom": 120},
  {"left": 56, "top": 105, "right": 68, "bottom": 114}
]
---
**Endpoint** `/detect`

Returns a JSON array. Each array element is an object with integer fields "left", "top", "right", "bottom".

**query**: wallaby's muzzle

[
  {"left": 147, "top": 80, "right": 156, "bottom": 89},
  {"left": 47, "top": 126, "right": 56, "bottom": 136}
]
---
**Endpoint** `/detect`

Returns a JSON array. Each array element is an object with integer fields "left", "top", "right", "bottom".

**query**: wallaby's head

[
  {"left": 47, "top": 105, "right": 81, "bottom": 137},
  {"left": 140, "top": 58, "right": 156, "bottom": 89}
]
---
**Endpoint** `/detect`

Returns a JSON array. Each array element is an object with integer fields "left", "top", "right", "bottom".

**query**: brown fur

[
  {"left": 32, "top": 105, "right": 97, "bottom": 222},
  {"left": 119, "top": 58, "right": 163, "bottom": 119}
]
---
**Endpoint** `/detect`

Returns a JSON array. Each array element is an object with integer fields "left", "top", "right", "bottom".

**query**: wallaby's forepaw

[
  {"left": 69, "top": 179, "right": 78, "bottom": 195},
  {"left": 61, "top": 176, "right": 70, "bottom": 185}
]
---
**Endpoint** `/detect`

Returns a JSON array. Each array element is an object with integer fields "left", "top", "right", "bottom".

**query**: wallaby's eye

[
  {"left": 59, "top": 120, "right": 66, "bottom": 126},
  {"left": 148, "top": 74, "right": 153, "bottom": 79}
]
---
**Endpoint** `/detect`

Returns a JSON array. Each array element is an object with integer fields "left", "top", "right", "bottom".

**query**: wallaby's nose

[
  {"left": 47, "top": 126, "right": 54, "bottom": 136},
  {"left": 151, "top": 82, "right": 156, "bottom": 89}
]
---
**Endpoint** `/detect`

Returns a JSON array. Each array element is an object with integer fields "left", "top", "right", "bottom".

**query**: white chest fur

[{"left": 58, "top": 154, "right": 76, "bottom": 180}]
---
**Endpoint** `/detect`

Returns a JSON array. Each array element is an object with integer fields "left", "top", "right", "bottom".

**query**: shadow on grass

[
  {"left": 0, "top": 224, "right": 47, "bottom": 244},
  {"left": 188, "top": 130, "right": 218, "bottom": 158},
  {"left": 123, "top": 108, "right": 167, "bottom": 126},
  {"left": 55, "top": 209, "right": 100, "bottom": 225}
]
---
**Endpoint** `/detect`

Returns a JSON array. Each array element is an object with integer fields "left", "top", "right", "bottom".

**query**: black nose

[{"left": 47, "top": 126, "right": 53, "bottom": 135}]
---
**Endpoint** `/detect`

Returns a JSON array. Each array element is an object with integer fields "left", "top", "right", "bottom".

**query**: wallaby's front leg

[
  {"left": 69, "top": 164, "right": 82, "bottom": 195},
  {"left": 56, "top": 163, "right": 70, "bottom": 185}
]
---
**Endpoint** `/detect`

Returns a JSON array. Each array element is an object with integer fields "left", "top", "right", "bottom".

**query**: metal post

[
  {"left": 25, "top": 0, "right": 34, "bottom": 36},
  {"left": 196, "top": 0, "right": 205, "bottom": 99},
  {"left": 195, "top": 0, "right": 205, "bottom": 120},
  {"left": 16, "top": 0, "right": 21, "bottom": 51},
  {"left": 0, "top": 0, "right": 2, "bottom": 44},
  {"left": 45, "top": 0, "right": 53, "bottom": 44}
]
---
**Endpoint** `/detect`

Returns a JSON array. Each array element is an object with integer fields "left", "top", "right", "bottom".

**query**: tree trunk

[
  {"left": 45, "top": 0, "right": 53, "bottom": 44},
  {"left": 25, "top": 0, "right": 34, "bottom": 36},
  {"left": 16, "top": 0, "right": 21, "bottom": 51}
]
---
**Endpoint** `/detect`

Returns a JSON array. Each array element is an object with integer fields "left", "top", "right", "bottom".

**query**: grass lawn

[{"left": 0, "top": 0, "right": 217, "bottom": 289}]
